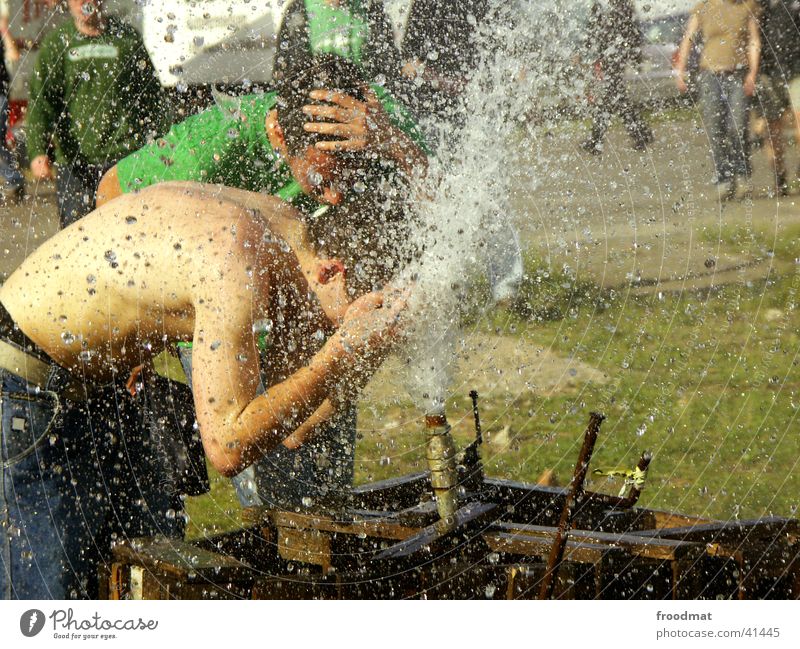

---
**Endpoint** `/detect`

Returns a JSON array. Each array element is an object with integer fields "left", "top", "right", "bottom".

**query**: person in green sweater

[{"left": 27, "top": 0, "right": 169, "bottom": 228}]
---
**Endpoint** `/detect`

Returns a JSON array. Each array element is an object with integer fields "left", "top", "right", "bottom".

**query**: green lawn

[{"left": 185, "top": 222, "right": 800, "bottom": 539}]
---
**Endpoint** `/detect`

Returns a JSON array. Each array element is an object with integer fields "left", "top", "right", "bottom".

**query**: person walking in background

[
  {"left": 27, "top": 0, "right": 169, "bottom": 227},
  {"left": 676, "top": 0, "right": 761, "bottom": 201},
  {"left": 754, "top": 0, "right": 800, "bottom": 196},
  {"left": 581, "top": 0, "right": 653, "bottom": 155},
  {"left": 0, "top": 0, "right": 24, "bottom": 205},
  {"left": 400, "top": 0, "right": 490, "bottom": 139}
]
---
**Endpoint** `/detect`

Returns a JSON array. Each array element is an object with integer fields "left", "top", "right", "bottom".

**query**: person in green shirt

[
  {"left": 97, "top": 57, "right": 427, "bottom": 210},
  {"left": 27, "top": 0, "right": 169, "bottom": 227}
]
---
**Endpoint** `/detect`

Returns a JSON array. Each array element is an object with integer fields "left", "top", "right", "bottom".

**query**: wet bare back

[{"left": 0, "top": 182, "right": 339, "bottom": 473}]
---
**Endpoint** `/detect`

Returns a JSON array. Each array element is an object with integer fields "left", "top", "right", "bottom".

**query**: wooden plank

[
  {"left": 485, "top": 532, "right": 624, "bottom": 565},
  {"left": 494, "top": 522, "right": 705, "bottom": 561},
  {"left": 636, "top": 517, "right": 800, "bottom": 544},
  {"left": 272, "top": 511, "right": 418, "bottom": 541},
  {"left": 350, "top": 472, "right": 431, "bottom": 510},
  {"left": 652, "top": 510, "right": 714, "bottom": 529},
  {"left": 277, "top": 527, "right": 332, "bottom": 572},
  {"left": 113, "top": 537, "right": 253, "bottom": 582}
]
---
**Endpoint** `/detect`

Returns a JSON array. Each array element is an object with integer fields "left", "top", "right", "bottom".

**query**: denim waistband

[{"left": 0, "top": 300, "right": 54, "bottom": 365}]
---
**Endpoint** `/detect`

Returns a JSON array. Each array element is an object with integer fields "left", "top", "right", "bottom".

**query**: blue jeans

[
  {"left": 55, "top": 161, "right": 115, "bottom": 229},
  {"left": 0, "top": 94, "right": 24, "bottom": 191},
  {"left": 698, "top": 70, "right": 751, "bottom": 183},
  {"left": 178, "top": 346, "right": 357, "bottom": 510},
  {"left": 1, "top": 363, "right": 184, "bottom": 599}
]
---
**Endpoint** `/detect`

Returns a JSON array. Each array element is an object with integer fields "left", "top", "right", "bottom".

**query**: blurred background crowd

[{"left": 2, "top": 1, "right": 800, "bottom": 215}]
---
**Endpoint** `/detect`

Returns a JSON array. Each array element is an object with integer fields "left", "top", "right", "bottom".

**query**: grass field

[{"left": 185, "top": 206, "right": 800, "bottom": 542}]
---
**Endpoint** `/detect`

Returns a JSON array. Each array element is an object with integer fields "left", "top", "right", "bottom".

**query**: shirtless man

[{"left": 0, "top": 182, "right": 404, "bottom": 598}]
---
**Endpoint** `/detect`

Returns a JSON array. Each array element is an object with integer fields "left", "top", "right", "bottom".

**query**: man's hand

[
  {"left": 30, "top": 155, "right": 54, "bottom": 181},
  {"left": 302, "top": 87, "right": 392, "bottom": 154},
  {"left": 675, "top": 71, "right": 688, "bottom": 94},
  {"left": 743, "top": 72, "right": 757, "bottom": 98},
  {"left": 331, "top": 288, "right": 408, "bottom": 391},
  {"left": 338, "top": 288, "right": 407, "bottom": 350},
  {"left": 303, "top": 87, "right": 427, "bottom": 178}
]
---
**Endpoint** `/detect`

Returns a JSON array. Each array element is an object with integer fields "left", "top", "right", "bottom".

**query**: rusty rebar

[
  {"left": 469, "top": 390, "right": 483, "bottom": 445},
  {"left": 538, "top": 412, "right": 604, "bottom": 600}
]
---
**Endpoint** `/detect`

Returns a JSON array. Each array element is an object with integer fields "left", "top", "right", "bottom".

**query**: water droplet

[
  {"left": 253, "top": 319, "right": 273, "bottom": 335},
  {"left": 305, "top": 159, "right": 326, "bottom": 184},
  {"left": 61, "top": 331, "right": 76, "bottom": 345},
  {"left": 484, "top": 584, "right": 496, "bottom": 598},
  {"left": 210, "top": 340, "right": 221, "bottom": 351},
  {"left": 165, "top": 509, "right": 176, "bottom": 520},
  {"left": 125, "top": 215, "right": 137, "bottom": 225}
]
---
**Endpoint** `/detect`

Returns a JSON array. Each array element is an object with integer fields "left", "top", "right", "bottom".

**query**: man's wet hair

[
  {"left": 275, "top": 54, "right": 368, "bottom": 157},
  {"left": 305, "top": 175, "right": 418, "bottom": 298},
  {"left": 275, "top": 54, "right": 420, "bottom": 296}
]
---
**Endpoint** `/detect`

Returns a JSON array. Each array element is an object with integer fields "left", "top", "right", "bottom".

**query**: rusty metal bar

[
  {"left": 538, "top": 412, "right": 604, "bottom": 600},
  {"left": 469, "top": 390, "right": 483, "bottom": 445}
]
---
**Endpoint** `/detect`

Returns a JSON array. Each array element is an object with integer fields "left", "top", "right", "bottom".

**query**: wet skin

[{"left": 0, "top": 182, "right": 404, "bottom": 475}]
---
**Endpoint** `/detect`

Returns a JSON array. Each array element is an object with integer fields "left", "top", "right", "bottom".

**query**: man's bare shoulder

[{"left": 72, "top": 182, "right": 296, "bottom": 251}]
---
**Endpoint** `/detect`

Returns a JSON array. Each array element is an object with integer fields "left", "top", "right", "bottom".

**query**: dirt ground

[{"left": 2, "top": 116, "right": 799, "bottom": 401}]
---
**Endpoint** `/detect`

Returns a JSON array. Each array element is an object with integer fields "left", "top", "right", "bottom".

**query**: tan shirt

[{"left": 693, "top": 0, "right": 760, "bottom": 72}]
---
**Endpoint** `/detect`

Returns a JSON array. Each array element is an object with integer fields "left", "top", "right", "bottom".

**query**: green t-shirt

[
  {"left": 116, "top": 86, "right": 428, "bottom": 201},
  {"left": 26, "top": 18, "right": 169, "bottom": 166},
  {"left": 117, "top": 92, "right": 293, "bottom": 195}
]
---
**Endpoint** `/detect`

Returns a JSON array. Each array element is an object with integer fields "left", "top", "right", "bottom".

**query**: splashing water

[{"left": 397, "top": 2, "right": 590, "bottom": 414}]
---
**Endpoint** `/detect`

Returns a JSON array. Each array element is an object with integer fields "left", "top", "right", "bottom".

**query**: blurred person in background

[
  {"left": 0, "top": 0, "right": 23, "bottom": 205},
  {"left": 399, "top": 0, "right": 490, "bottom": 139},
  {"left": 274, "top": 0, "right": 408, "bottom": 98},
  {"left": 676, "top": 0, "right": 761, "bottom": 201},
  {"left": 27, "top": 0, "right": 169, "bottom": 228},
  {"left": 754, "top": 0, "right": 800, "bottom": 196},
  {"left": 581, "top": 0, "right": 654, "bottom": 154}
]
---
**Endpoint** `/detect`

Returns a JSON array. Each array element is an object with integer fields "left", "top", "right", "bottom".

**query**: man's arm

[
  {"left": 675, "top": 13, "right": 699, "bottom": 94},
  {"left": 126, "top": 25, "right": 172, "bottom": 141},
  {"left": 0, "top": 15, "right": 19, "bottom": 62},
  {"left": 743, "top": 14, "right": 760, "bottom": 97},
  {"left": 193, "top": 284, "right": 404, "bottom": 477},
  {"left": 27, "top": 36, "right": 61, "bottom": 180}
]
